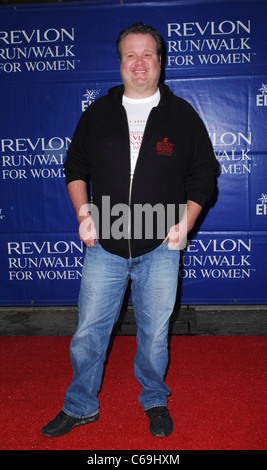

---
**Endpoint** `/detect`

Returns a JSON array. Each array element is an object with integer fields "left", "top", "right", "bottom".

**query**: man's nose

[{"left": 135, "top": 55, "right": 145, "bottom": 64}]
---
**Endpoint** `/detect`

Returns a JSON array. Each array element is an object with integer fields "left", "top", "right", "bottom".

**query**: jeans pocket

[
  {"left": 162, "top": 241, "right": 180, "bottom": 251},
  {"left": 88, "top": 240, "right": 99, "bottom": 248}
]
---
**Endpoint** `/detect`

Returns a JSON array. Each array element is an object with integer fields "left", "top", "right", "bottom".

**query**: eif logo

[
  {"left": 81, "top": 89, "right": 100, "bottom": 111},
  {"left": 256, "top": 83, "right": 267, "bottom": 107},
  {"left": 256, "top": 193, "right": 267, "bottom": 215},
  {"left": 0, "top": 208, "right": 5, "bottom": 220}
]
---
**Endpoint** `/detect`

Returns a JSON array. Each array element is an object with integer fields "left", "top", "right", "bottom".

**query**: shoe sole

[
  {"left": 42, "top": 413, "right": 99, "bottom": 437},
  {"left": 152, "top": 430, "right": 173, "bottom": 437}
]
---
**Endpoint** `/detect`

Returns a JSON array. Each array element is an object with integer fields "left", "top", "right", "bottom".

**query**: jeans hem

[
  {"left": 62, "top": 407, "right": 99, "bottom": 420},
  {"left": 143, "top": 403, "right": 168, "bottom": 412}
]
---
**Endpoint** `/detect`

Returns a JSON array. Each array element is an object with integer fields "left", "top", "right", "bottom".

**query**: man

[{"left": 42, "top": 23, "right": 217, "bottom": 438}]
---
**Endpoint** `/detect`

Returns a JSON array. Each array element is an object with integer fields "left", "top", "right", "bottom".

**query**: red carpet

[{"left": 0, "top": 336, "right": 266, "bottom": 452}]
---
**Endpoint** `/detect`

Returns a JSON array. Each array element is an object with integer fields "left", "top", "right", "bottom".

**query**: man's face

[{"left": 120, "top": 33, "right": 161, "bottom": 99}]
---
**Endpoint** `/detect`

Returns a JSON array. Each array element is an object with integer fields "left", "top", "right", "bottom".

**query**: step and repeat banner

[{"left": 0, "top": 0, "right": 267, "bottom": 305}]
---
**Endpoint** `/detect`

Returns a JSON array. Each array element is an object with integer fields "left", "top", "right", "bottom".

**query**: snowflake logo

[
  {"left": 83, "top": 89, "right": 100, "bottom": 102},
  {"left": 258, "top": 84, "right": 267, "bottom": 95},
  {"left": 258, "top": 193, "right": 267, "bottom": 204}
]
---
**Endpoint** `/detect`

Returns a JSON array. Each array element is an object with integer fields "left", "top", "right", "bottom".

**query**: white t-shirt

[{"left": 123, "top": 89, "right": 160, "bottom": 176}]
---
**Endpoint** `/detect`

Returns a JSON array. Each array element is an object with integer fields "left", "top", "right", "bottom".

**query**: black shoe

[
  {"left": 41, "top": 410, "right": 99, "bottom": 437},
  {"left": 145, "top": 406, "right": 173, "bottom": 437}
]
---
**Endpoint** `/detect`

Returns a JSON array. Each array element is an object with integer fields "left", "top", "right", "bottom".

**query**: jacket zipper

[
  {"left": 128, "top": 173, "right": 133, "bottom": 258},
  {"left": 123, "top": 102, "right": 157, "bottom": 259},
  {"left": 126, "top": 108, "right": 156, "bottom": 258}
]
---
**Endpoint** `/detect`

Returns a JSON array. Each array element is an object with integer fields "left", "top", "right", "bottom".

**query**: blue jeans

[{"left": 63, "top": 241, "right": 180, "bottom": 418}]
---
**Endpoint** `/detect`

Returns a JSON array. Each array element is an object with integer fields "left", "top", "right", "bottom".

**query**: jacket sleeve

[
  {"left": 64, "top": 111, "right": 92, "bottom": 185},
  {"left": 184, "top": 113, "right": 219, "bottom": 207}
]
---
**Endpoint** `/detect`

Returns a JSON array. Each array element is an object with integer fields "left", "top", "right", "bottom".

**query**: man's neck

[
  {"left": 123, "top": 85, "right": 159, "bottom": 100},
  {"left": 123, "top": 88, "right": 160, "bottom": 103}
]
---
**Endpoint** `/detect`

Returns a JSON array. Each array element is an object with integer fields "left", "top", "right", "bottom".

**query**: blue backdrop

[{"left": 0, "top": 0, "right": 267, "bottom": 305}]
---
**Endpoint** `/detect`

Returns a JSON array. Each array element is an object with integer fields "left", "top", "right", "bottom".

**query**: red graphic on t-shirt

[{"left": 156, "top": 138, "right": 174, "bottom": 156}]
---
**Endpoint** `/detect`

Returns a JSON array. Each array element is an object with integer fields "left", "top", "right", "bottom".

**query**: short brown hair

[{"left": 116, "top": 22, "right": 164, "bottom": 61}]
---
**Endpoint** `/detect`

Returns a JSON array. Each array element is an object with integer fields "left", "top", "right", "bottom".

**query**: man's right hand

[{"left": 78, "top": 213, "right": 97, "bottom": 247}]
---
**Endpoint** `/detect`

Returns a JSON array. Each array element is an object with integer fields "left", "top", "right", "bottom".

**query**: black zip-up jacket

[{"left": 64, "top": 84, "right": 218, "bottom": 258}]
